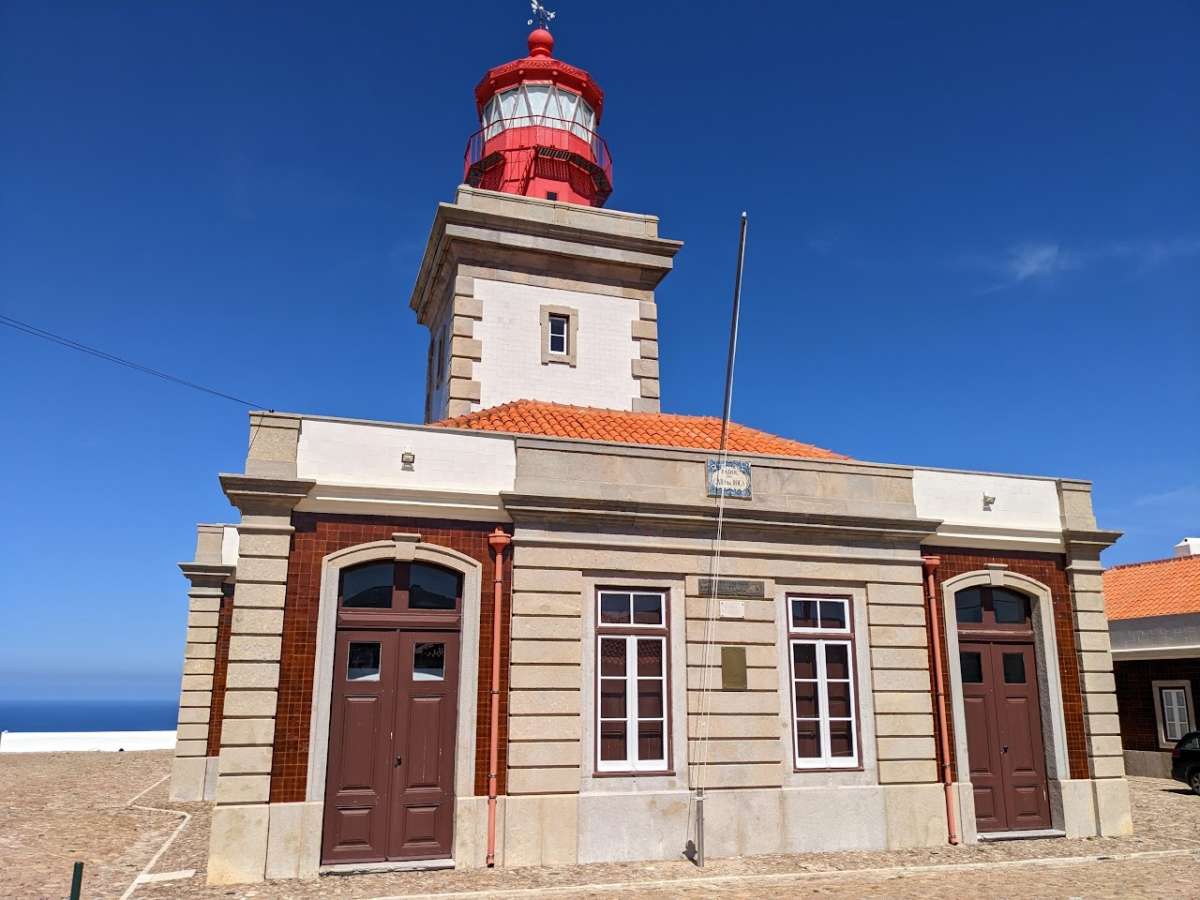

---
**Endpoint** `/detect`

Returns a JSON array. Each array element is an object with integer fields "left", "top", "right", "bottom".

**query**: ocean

[{"left": 0, "top": 699, "right": 177, "bottom": 732}]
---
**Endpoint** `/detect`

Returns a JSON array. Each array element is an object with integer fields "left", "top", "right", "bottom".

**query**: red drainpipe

[
  {"left": 923, "top": 555, "right": 961, "bottom": 845},
  {"left": 486, "top": 527, "right": 512, "bottom": 867}
]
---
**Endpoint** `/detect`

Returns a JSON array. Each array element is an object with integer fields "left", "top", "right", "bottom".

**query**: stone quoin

[{"left": 168, "top": 23, "right": 1133, "bottom": 885}]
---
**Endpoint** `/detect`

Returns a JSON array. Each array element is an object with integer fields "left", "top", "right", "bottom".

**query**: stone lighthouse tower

[{"left": 411, "top": 24, "right": 682, "bottom": 422}]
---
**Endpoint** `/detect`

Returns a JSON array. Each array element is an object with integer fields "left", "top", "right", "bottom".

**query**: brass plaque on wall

[
  {"left": 720, "top": 646, "right": 748, "bottom": 691},
  {"left": 697, "top": 578, "right": 765, "bottom": 599}
]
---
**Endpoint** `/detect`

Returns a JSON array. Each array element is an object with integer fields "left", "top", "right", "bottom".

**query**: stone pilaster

[
  {"left": 206, "top": 474, "right": 313, "bottom": 885},
  {"left": 170, "top": 524, "right": 234, "bottom": 801},
  {"left": 1058, "top": 479, "right": 1132, "bottom": 836},
  {"left": 630, "top": 302, "right": 661, "bottom": 412}
]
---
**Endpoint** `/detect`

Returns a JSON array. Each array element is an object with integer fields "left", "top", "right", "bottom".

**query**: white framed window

[
  {"left": 787, "top": 595, "right": 859, "bottom": 769},
  {"left": 1154, "top": 680, "right": 1195, "bottom": 748},
  {"left": 547, "top": 314, "right": 568, "bottom": 355},
  {"left": 595, "top": 589, "right": 669, "bottom": 773}
]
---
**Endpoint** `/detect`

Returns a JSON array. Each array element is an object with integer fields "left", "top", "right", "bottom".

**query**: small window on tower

[
  {"left": 548, "top": 314, "right": 569, "bottom": 355},
  {"left": 546, "top": 191, "right": 558, "bottom": 201},
  {"left": 540, "top": 305, "right": 578, "bottom": 366}
]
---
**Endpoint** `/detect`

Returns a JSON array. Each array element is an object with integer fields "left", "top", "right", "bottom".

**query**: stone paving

[{"left": 2, "top": 749, "right": 1198, "bottom": 898}]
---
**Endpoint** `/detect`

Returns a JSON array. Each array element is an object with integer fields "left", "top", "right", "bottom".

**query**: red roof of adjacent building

[
  {"left": 1104, "top": 553, "right": 1200, "bottom": 620},
  {"left": 433, "top": 400, "right": 849, "bottom": 461}
]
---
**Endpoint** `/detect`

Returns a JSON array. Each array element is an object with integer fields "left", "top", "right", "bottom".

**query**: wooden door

[
  {"left": 388, "top": 631, "right": 460, "bottom": 860},
  {"left": 322, "top": 630, "right": 399, "bottom": 863},
  {"left": 960, "top": 640, "right": 1051, "bottom": 832}
]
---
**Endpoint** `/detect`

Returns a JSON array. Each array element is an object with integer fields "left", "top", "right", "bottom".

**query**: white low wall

[{"left": 0, "top": 730, "right": 176, "bottom": 753}]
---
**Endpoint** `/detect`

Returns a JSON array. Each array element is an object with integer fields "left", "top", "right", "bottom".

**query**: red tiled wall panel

[
  {"left": 1114, "top": 657, "right": 1200, "bottom": 752},
  {"left": 925, "top": 547, "right": 1090, "bottom": 782},
  {"left": 269, "top": 513, "right": 512, "bottom": 804},
  {"left": 205, "top": 585, "right": 235, "bottom": 756}
]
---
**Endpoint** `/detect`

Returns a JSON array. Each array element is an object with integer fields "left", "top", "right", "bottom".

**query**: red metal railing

[{"left": 463, "top": 116, "right": 612, "bottom": 186}]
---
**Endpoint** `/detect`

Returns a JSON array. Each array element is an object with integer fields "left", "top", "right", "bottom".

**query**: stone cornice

[
  {"left": 219, "top": 473, "right": 316, "bottom": 516},
  {"left": 500, "top": 492, "right": 942, "bottom": 543},
  {"left": 178, "top": 560, "right": 235, "bottom": 588},
  {"left": 410, "top": 192, "right": 682, "bottom": 322},
  {"left": 1063, "top": 528, "right": 1123, "bottom": 550}
]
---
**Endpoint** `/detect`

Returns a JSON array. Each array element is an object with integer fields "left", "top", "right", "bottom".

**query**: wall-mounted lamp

[
  {"left": 982, "top": 493, "right": 996, "bottom": 511},
  {"left": 401, "top": 450, "right": 416, "bottom": 471}
]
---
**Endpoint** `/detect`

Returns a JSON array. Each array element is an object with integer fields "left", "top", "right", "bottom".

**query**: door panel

[
  {"left": 960, "top": 639, "right": 1051, "bottom": 833},
  {"left": 961, "top": 644, "right": 1005, "bottom": 833},
  {"left": 322, "top": 631, "right": 399, "bottom": 864},
  {"left": 388, "top": 631, "right": 460, "bottom": 860},
  {"left": 992, "top": 643, "right": 1050, "bottom": 830}
]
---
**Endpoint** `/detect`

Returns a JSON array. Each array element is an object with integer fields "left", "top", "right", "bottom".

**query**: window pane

[
  {"left": 792, "top": 643, "right": 816, "bottom": 678},
  {"left": 340, "top": 562, "right": 393, "bottom": 608},
  {"left": 347, "top": 642, "right": 380, "bottom": 681},
  {"left": 637, "top": 679, "right": 663, "bottom": 718},
  {"left": 819, "top": 600, "right": 847, "bottom": 630},
  {"left": 955, "top": 588, "right": 983, "bottom": 623},
  {"left": 600, "top": 722, "right": 626, "bottom": 761},
  {"left": 600, "top": 638, "right": 625, "bottom": 676},
  {"left": 1002, "top": 652, "right": 1026, "bottom": 684},
  {"left": 408, "top": 563, "right": 461, "bottom": 610},
  {"left": 600, "top": 593, "right": 630, "bottom": 624},
  {"left": 636, "top": 639, "right": 662, "bottom": 676},
  {"left": 827, "top": 680, "right": 852, "bottom": 718},
  {"left": 413, "top": 642, "right": 445, "bottom": 681},
  {"left": 633, "top": 593, "right": 664, "bottom": 625},
  {"left": 992, "top": 589, "right": 1029, "bottom": 625},
  {"left": 829, "top": 720, "right": 854, "bottom": 758},
  {"left": 600, "top": 679, "right": 626, "bottom": 718},
  {"left": 791, "top": 598, "right": 818, "bottom": 629},
  {"left": 795, "top": 721, "right": 820, "bottom": 758},
  {"left": 825, "top": 644, "right": 850, "bottom": 680},
  {"left": 960, "top": 651, "right": 983, "bottom": 683},
  {"left": 637, "top": 721, "right": 664, "bottom": 761},
  {"left": 794, "top": 680, "right": 819, "bottom": 718}
]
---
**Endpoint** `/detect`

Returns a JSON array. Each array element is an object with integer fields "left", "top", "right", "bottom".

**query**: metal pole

[
  {"left": 693, "top": 213, "right": 749, "bottom": 869},
  {"left": 69, "top": 861, "right": 83, "bottom": 900},
  {"left": 718, "top": 212, "right": 749, "bottom": 452}
]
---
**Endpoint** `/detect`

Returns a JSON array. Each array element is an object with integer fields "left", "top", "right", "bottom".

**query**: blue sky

[{"left": 1, "top": 1, "right": 1197, "bottom": 701}]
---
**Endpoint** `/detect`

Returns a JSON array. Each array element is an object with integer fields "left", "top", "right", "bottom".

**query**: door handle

[
  {"left": 1001, "top": 745, "right": 1008, "bottom": 754},
  {"left": 395, "top": 755, "right": 403, "bottom": 767}
]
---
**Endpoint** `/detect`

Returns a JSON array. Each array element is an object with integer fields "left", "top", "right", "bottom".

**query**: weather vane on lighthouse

[{"left": 527, "top": 1, "right": 556, "bottom": 30}]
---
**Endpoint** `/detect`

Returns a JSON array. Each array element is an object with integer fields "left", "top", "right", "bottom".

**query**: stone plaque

[
  {"left": 718, "top": 599, "right": 746, "bottom": 620},
  {"left": 706, "top": 458, "right": 751, "bottom": 499},
  {"left": 721, "top": 646, "right": 747, "bottom": 691},
  {"left": 697, "top": 577, "right": 766, "bottom": 600}
]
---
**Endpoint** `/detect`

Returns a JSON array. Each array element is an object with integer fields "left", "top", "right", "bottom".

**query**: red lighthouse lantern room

[{"left": 464, "top": 28, "right": 612, "bottom": 207}]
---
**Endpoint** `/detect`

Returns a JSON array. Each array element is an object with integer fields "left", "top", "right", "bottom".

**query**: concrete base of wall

[
  {"left": 509, "top": 784, "right": 950, "bottom": 866},
  {"left": 265, "top": 801, "right": 323, "bottom": 880},
  {"left": 204, "top": 756, "right": 220, "bottom": 800},
  {"left": 1123, "top": 749, "right": 1173, "bottom": 778},
  {"left": 169, "top": 756, "right": 207, "bottom": 802},
  {"left": 1092, "top": 777, "right": 1134, "bottom": 835},
  {"left": 207, "top": 804, "right": 270, "bottom": 885}
]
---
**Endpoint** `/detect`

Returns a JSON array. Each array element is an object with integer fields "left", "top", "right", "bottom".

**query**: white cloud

[{"left": 971, "top": 235, "right": 1200, "bottom": 292}]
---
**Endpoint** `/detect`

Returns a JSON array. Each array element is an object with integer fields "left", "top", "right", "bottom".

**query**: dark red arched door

[
  {"left": 322, "top": 560, "right": 463, "bottom": 865},
  {"left": 956, "top": 586, "right": 1052, "bottom": 833}
]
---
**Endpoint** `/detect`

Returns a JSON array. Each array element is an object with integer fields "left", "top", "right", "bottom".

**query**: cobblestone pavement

[{"left": 3, "top": 750, "right": 1199, "bottom": 899}]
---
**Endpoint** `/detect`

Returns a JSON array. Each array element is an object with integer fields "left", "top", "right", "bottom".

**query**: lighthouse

[
  {"left": 410, "top": 20, "right": 680, "bottom": 422},
  {"left": 464, "top": 27, "right": 611, "bottom": 206}
]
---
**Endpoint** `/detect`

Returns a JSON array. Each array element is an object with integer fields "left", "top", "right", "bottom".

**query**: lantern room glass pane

[
  {"left": 340, "top": 562, "right": 393, "bottom": 608},
  {"left": 525, "top": 84, "right": 550, "bottom": 119}
]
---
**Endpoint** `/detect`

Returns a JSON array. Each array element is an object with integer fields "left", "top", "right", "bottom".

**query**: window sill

[{"left": 592, "top": 769, "right": 675, "bottom": 779}]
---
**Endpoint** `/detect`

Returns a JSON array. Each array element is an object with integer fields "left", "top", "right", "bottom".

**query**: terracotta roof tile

[
  {"left": 432, "top": 400, "right": 848, "bottom": 461},
  {"left": 1104, "top": 553, "right": 1200, "bottom": 620}
]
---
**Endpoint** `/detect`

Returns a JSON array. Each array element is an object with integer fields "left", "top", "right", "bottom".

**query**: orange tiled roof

[
  {"left": 1104, "top": 553, "right": 1200, "bottom": 620},
  {"left": 432, "top": 400, "right": 848, "bottom": 461}
]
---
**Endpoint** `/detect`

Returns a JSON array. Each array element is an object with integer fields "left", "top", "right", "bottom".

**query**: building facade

[
  {"left": 1107, "top": 540, "right": 1200, "bottom": 778},
  {"left": 167, "top": 27, "right": 1134, "bottom": 885}
]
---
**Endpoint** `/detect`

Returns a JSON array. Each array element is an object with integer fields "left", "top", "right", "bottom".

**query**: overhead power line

[{"left": 0, "top": 312, "right": 271, "bottom": 410}]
